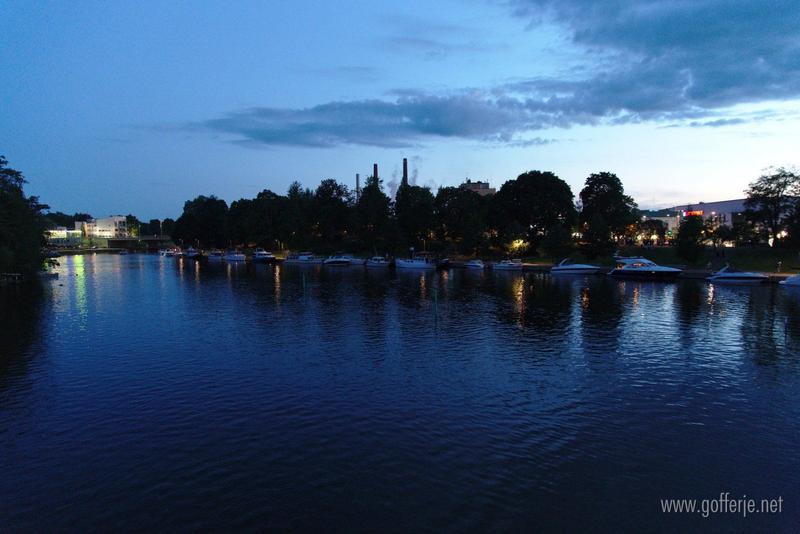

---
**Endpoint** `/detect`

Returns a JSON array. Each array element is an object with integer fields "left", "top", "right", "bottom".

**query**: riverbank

[{"left": 519, "top": 246, "right": 800, "bottom": 274}]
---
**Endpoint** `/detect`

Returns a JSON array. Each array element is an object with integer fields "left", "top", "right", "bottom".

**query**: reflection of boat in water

[
  {"left": 366, "top": 256, "right": 391, "bottom": 268},
  {"left": 207, "top": 250, "right": 224, "bottom": 262},
  {"left": 396, "top": 254, "right": 436, "bottom": 270},
  {"left": 284, "top": 252, "right": 324, "bottom": 264},
  {"left": 551, "top": 258, "right": 602, "bottom": 275},
  {"left": 707, "top": 264, "right": 767, "bottom": 284},
  {"left": 224, "top": 250, "right": 246, "bottom": 262},
  {"left": 493, "top": 259, "right": 523, "bottom": 271},
  {"left": 465, "top": 259, "right": 485, "bottom": 270},
  {"left": 252, "top": 248, "right": 275, "bottom": 263},
  {"left": 780, "top": 274, "right": 800, "bottom": 286},
  {"left": 608, "top": 257, "right": 681, "bottom": 280}
]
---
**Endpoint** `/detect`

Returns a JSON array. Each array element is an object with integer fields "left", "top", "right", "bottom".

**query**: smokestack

[
  {"left": 356, "top": 173, "right": 361, "bottom": 202},
  {"left": 373, "top": 163, "right": 378, "bottom": 179},
  {"left": 402, "top": 158, "right": 408, "bottom": 186}
]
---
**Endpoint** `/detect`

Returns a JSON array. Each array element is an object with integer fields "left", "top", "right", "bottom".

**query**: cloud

[
  {"left": 508, "top": 0, "right": 800, "bottom": 115},
  {"left": 201, "top": 1, "right": 800, "bottom": 148},
  {"left": 203, "top": 93, "right": 549, "bottom": 148}
]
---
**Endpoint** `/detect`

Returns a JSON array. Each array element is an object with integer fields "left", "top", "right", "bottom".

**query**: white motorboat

[
  {"left": 207, "top": 250, "right": 224, "bottom": 261},
  {"left": 608, "top": 257, "right": 681, "bottom": 280},
  {"left": 252, "top": 248, "right": 275, "bottom": 263},
  {"left": 779, "top": 274, "right": 800, "bottom": 286},
  {"left": 396, "top": 255, "right": 436, "bottom": 270},
  {"left": 550, "top": 258, "right": 602, "bottom": 275},
  {"left": 349, "top": 257, "right": 366, "bottom": 266},
  {"left": 224, "top": 250, "right": 246, "bottom": 262},
  {"left": 183, "top": 247, "right": 201, "bottom": 259},
  {"left": 118, "top": 249, "right": 129, "bottom": 255},
  {"left": 493, "top": 259, "right": 523, "bottom": 271},
  {"left": 159, "top": 248, "right": 177, "bottom": 257},
  {"left": 366, "top": 256, "right": 391, "bottom": 267},
  {"left": 707, "top": 264, "right": 767, "bottom": 284},
  {"left": 324, "top": 254, "right": 352, "bottom": 266},
  {"left": 465, "top": 259, "right": 485, "bottom": 270},
  {"left": 284, "top": 252, "right": 324, "bottom": 264}
]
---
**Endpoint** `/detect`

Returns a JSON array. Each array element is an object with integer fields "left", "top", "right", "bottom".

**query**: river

[{"left": 1, "top": 254, "right": 799, "bottom": 530}]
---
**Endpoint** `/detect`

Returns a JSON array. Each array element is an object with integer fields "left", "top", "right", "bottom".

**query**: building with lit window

[
  {"left": 44, "top": 226, "right": 83, "bottom": 246},
  {"left": 78, "top": 216, "right": 129, "bottom": 238},
  {"left": 671, "top": 199, "right": 747, "bottom": 228}
]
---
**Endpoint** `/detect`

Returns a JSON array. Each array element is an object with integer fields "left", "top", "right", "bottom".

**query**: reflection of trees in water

[
  {"left": 779, "top": 290, "right": 800, "bottom": 348},
  {"left": 673, "top": 281, "right": 708, "bottom": 349},
  {"left": 740, "top": 287, "right": 783, "bottom": 364},
  {"left": 579, "top": 277, "right": 624, "bottom": 355},
  {"left": 477, "top": 273, "right": 574, "bottom": 336},
  {"left": 0, "top": 285, "right": 45, "bottom": 392}
]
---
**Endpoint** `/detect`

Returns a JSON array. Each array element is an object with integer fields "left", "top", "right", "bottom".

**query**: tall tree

[
  {"left": 148, "top": 219, "right": 161, "bottom": 236},
  {"left": 356, "top": 175, "right": 392, "bottom": 252},
  {"left": 395, "top": 182, "right": 435, "bottom": 249},
  {"left": 489, "top": 170, "right": 577, "bottom": 250},
  {"left": 744, "top": 167, "right": 799, "bottom": 246},
  {"left": 280, "top": 182, "right": 315, "bottom": 249},
  {"left": 0, "top": 156, "right": 48, "bottom": 274},
  {"left": 173, "top": 195, "right": 229, "bottom": 247},
  {"left": 675, "top": 215, "right": 706, "bottom": 263},
  {"left": 161, "top": 218, "right": 176, "bottom": 237},
  {"left": 579, "top": 172, "right": 638, "bottom": 236},
  {"left": 313, "top": 179, "right": 352, "bottom": 247},
  {"left": 125, "top": 214, "right": 141, "bottom": 237},
  {"left": 434, "top": 186, "right": 487, "bottom": 254}
]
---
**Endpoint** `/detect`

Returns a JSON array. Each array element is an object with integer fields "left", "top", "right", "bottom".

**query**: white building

[
  {"left": 79, "top": 216, "right": 129, "bottom": 238},
  {"left": 670, "top": 199, "right": 747, "bottom": 228}
]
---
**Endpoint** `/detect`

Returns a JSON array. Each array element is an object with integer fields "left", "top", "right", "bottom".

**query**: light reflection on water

[{"left": 1, "top": 254, "right": 800, "bottom": 531}]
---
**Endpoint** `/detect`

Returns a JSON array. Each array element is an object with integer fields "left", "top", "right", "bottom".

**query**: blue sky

[{"left": 2, "top": 0, "right": 799, "bottom": 219}]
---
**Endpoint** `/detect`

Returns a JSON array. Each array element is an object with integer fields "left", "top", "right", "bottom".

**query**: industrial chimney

[
  {"left": 402, "top": 158, "right": 408, "bottom": 186},
  {"left": 356, "top": 173, "right": 361, "bottom": 202},
  {"left": 373, "top": 163, "right": 378, "bottom": 179}
]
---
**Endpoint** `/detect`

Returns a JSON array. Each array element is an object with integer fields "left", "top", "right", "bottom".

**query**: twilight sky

[{"left": 2, "top": 0, "right": 800, "bottom": 219}]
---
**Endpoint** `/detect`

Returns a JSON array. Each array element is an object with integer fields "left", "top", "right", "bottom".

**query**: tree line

[
  {"left": 170, "top": 171, "right": 642, "bottom": 257},
  {"left": 0, "top": 156, "right": 49, "bottom": 274}
]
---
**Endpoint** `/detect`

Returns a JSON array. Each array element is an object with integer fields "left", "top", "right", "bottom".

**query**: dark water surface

[{"left": 2, "top": 254, "right": 800, "bottom": 531}]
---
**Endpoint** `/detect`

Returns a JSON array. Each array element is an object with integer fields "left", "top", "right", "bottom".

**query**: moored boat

[
  {"left": 159, "top": 248, "right": 177, "bottom": 257},
  {"left": 780, "top": 274, "right": 800, "bottom": 286},
  {"left": 324, "top": 254, "right": 352, "bottom": 266},
  {"left": 207, "top": 250, "right": 224, "bottom": 261},
  {"left": 366, "top": 256, "right": 391, "bottom": 268},
  {"left": 396, "top": 255, "right": 436, "bottom": 270},
  {"left": 551, "top": 258, "right": 602, "bottom": 275},
  {"left": 707, "top": 264, "right": 767, "bottom": 284},
  {"left": 224, "top": 250, "right": 246, "bottom": 262},
  {"left": 252, "top": 248, "right": 275, "bottom": 263},
  {"left": 607, "top": 257, "right": 681, "bottom": 280},
  {"left": 465, "top": 259, "right": 485, "bottom": 270},
  {"left": 183, "top": 247, "right": 201, "bottom": 259},
  {"left": 493, "top": 259, "right": 523, "bottom": 271},
  {"left": 284, "top": 252, "right": 324, "bottom": 264}
]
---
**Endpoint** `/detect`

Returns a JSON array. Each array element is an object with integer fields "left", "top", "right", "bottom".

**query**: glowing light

[{"left": 509, "top": 239, "right": 528, "bottom": 253}]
